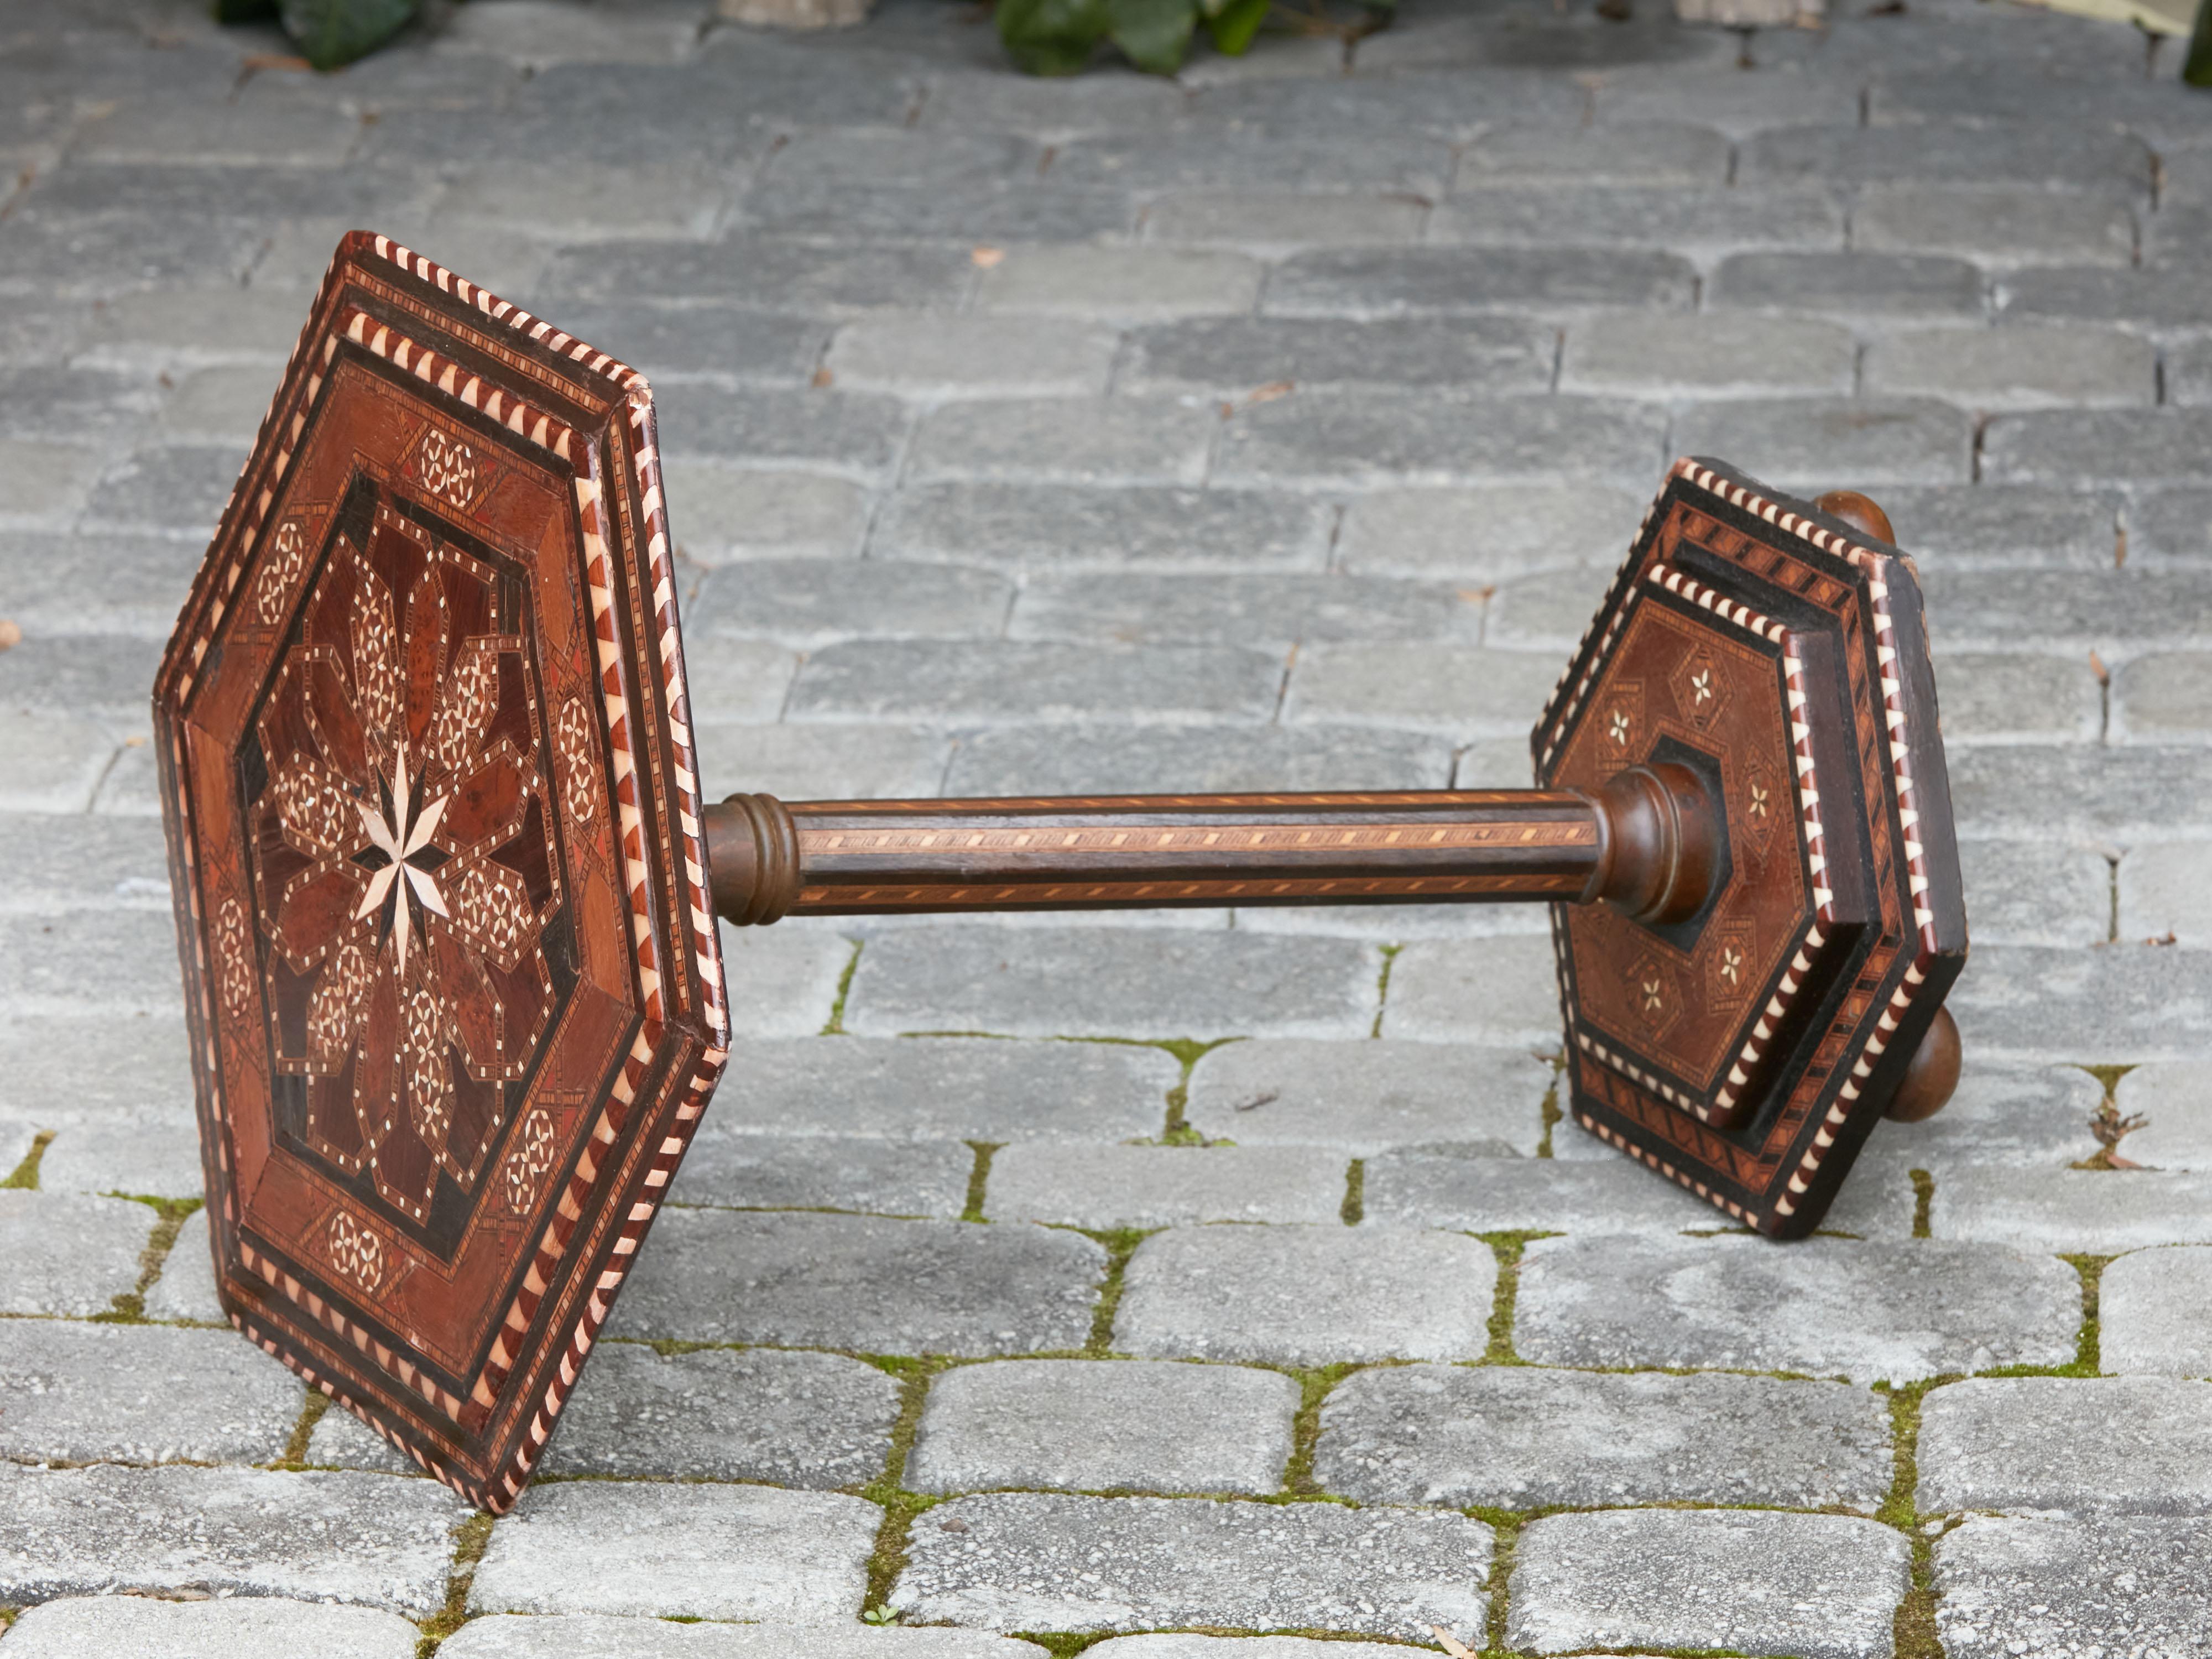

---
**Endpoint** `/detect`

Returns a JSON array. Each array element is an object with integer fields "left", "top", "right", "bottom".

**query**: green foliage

[
  {"left": 283, "top": 0, "right": 420, "bottom": 69},
  {"left": 2188, "top": 0, "right": 2212, "bottom": 88},
  {"left": 997, "top": 0, "right": 1392, "bottom": 76},
  {"left": 212, "top": 0, "right": 420, "bottom": 71}
]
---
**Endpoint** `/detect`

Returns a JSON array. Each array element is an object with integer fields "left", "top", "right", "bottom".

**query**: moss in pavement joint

[
  {"left": 1341, "top": 1159, "right": 1365, "bottom": 1226},
  {"left": 1475, "top": 1231, "right": 1557, "bottom": 1366},
  {"left": 1536, "top": 1076, "right": 1561, "bottom": 1160},
  {"left": 1478, "top": 1508, "right": 1523, "bottom": 1656},
  {"left": 1874, "top": 1376, "right": 1954, "bottom": 1659},
  {"left": 2077, "top": 1061, "right": 2136, "bottom": 1099},
  {"left": 86, "top": 1195, "right": 206, "bottom": 1324},
  {"left": 415, "top": 1509, "right": 497, "bottom": 1655},
  {"left": 961, "top": 1142, "right": 1001, "bottom": 1223},
  {"left": 2063, "top": 1253, "right": 2112, "bottom": 1375},
  {"left": 132, "top": 1196, "right": 203, "bottom": 1295},
  {"left": 859, "top": 1357, "right": 956, "bottom": 1615},
  {"left": 1, "top": 1130, "right": 53, "bottom": 1190},
  {"left": 1371, "top": 943, "right": 1402, "bottom": 1038},
  {"left": 1009, "top": 1635, "right": 1117, "bottom": 1658},
  {"left": 1280, "top": 1362, "right": 1364, "bottom": 1496},
  {"left": 1079, "top": 1227, "right": 1156, "bottom": 1355},
  {"left": 820, "top": 938, "right": 864, "bottom": 1035},
  {"left": 280, "top": 1388, "right": 333, "bottom": 1467},
  {"left": 1910, "top": 1169, "right": 1933, "bottom": 1239}
]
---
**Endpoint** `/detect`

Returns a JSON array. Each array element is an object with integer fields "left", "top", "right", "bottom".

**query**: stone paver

[
  {"left": 143, "top": 1208, "right": 223, "bottom": 1322},
  {"left": 873, "top": 483, "right": 1332, "bottom": 571},
  {"left": 942, "top": 723, "right": 1452, "bottom": 795},
  {"left": 1919, "top": 1375, "right": 2212, "bottom": 1515},
  {"left": 604, "top": 1209, "right": 1104, "bottom": 1354},
  {"left": 1560, "top": 311, "right": 1854, "bottom": 398},
  {"left": 1877, "top": 484, "right": 2122, "bottom": 568},
  {"left": 702, "top": 559, "right": 1015, "bottom": 648},
  {"left": 1363, "top": 1146, "right": 1914, "bottom": 1238},
  {"left": 1515, "top": 1235, "right": 2081, "bottom": 1383},
  {"left": 1183, "top": 1039, "right": 1553, "bottom": 1154},
  {"left": 791, "top": 641, "right": 1284, "bottom": 725},
  {"left": 2101, "top": 1246, "right": 2212, "bottom": 1377},
  {"left": 0, "top": 1319, "right": 300, "bottom": 1466},
  {"left": 1933, "top": 1515, "right": 2212, "bottom": 1657},
  {"left": 1316, "top": 1364, "right": 1891, "bottom": 1511},
  {"left": 1008, "top": 572, "right": 1484, "bottom": 649},
  {"left": 1119, "top": 316, "right": 1551, "bottom": 397},
  {"left": 1948, "top": 942, "right": 2212, "bottom": 1063},
  {"left": 842, "top": 925, "right": 1379, "bottom": 1040},
  {"left": 1114, "top": 1224, "right": 1495, "bottom": 1365},
  {"left": 984, "top": 1144, "right": 1347, "bottom": 1228},
  {"left": 306, "top": 1404, "right": 421, "bottom": 1477},
  {"left": 692, "top": 1036, "right": 1178, "bottom": 1144},
  {"left": 1282, "top": 644, "right": 1565, "bottom": 738},
  {"left": 1930, "top": 1166, "right": 2212, "bottom": 1250},
  {"left": 1335, "top": 482, "right": 1644, "bottom": 580},
  {"left": 827, "top": 316, "right": 1116, "bottom": 399},
  {"left": 906, "top": 1358, "right": 1299, "bottom": 1495},
  {"left": 1506, "top": 1510, "right": 1911, "bottom": 1659},
  {"left": 0, "top": 1190, "right": 153, "bottom": 1316},
  {"left": 441, "top": 1620, "right": 1052, "bottom": 1658},
  {"left": 0, "top": 1595, "right": 424, "bottom": 1659},
  {"left": 0, "top": 812, "right": 170, "bottom": 912},
  {"left": 0, "top": 910, "right": 183, "bottom": 1016},
  {"left": 534, "top": 1344, "right": 899, "bottom": 1485},
  {"left": 670, "top": 1133, "right": 975, "bottom": 1217},
  {"left": 2112, "top": 1061, "right": 2212, "bottom": 1168},
  {"left": 469, "top": 1481, "right": 880, "bottom": 1622},
  {"left": 1086, "top": 1642, "right": 1409, "bottom": 1659},
  {"left": 721, "top": 921, "right": 857, "bottom": 1039},
  {"left": 1670, "top": 395, "right": 1974, "bottom": 487},
  {"left": 0, "top": 1463, "right": 467, "bottom": 1614},
  {"left": 1853, "top": 184, "right": 2136, "bottom": 268},
  {"left": 2121, "top": 843, "right": 2212, "bottom": 945},
  {"left": 891, "top": 1491, "right": 1492, "bottom": 1641},
  {"left": 1850, "top": 1060, "right": 2104, "bottom": 1178},
  {"left": 2115, "top": 655, "right": 2212, "bottom": 748},
  {"left": 1378, "top": 934, "right": 1565, "bottom": 1047},
  {"left": 1214, "top": 392, "right": 1666, "bottom": 491},
  {"left": 1863, "top": 325, "right": 2155, "bottom": 409}
]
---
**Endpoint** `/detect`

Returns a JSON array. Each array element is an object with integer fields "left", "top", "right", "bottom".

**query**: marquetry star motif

[
  {"left": 1691, "top": 668, "right": 1713, "bottom": 705},
  {"left": 1608, "top": 709, "right": 1631, "bottom": 745},
  {"left": 1748, "top": 781, "right": 1771, "bottom": 818},
  {"left": 1720, "top": 944, "right": 1744, "bottom": 986},
  {"left": 353, "top": 740, "right": 451, "bottom": 978}
]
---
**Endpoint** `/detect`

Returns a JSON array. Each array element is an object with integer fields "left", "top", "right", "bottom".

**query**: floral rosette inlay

[{"left": 250, "top": 505, "right": 560, "bottom": 1222}]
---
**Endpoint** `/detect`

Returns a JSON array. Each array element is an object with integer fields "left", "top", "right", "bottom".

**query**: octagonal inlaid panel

[
  {"left": 1533, "top": 457, "right": 1968, "bottom": 1239},
  {"left": 153, "top": 232, "right": 728, "bottom": 1512}
]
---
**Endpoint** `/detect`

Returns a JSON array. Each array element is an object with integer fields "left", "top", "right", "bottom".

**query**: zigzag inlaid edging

[
  {"left": 367, "top": 234, "right": 645, "bottom": 394},
  {"left": 1665, "top": 459, "right": 1939, "bottom": 1230},
  {"left": 159, "top": 231, "right": 731, "bottom": 1515}
]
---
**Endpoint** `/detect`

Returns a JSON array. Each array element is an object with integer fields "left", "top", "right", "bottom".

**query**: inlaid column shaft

[{"left": 704, "top": 762, "right": 1718, "bottom": 929}]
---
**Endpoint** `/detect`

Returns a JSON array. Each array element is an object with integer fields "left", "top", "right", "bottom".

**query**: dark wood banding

[{"left": 703, "top": 764, "right": 1719, "bottom": 926}]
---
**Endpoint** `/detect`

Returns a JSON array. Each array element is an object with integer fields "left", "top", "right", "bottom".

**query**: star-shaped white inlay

[{"left": 354, "top": 741, "right": 450, "bottom": 975}]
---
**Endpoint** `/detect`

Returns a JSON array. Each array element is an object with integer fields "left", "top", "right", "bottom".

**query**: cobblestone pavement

[{"left": 3, "top": 0, "right": 2210, "bottom": 1650}]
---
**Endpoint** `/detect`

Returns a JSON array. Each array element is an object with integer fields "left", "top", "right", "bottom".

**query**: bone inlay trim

[
  {"left": 797, "top": 874, "right": 1592, "bottom": 907},
  {"left": 798, "top": 819, "right": 1599, "bottom": 859}
]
